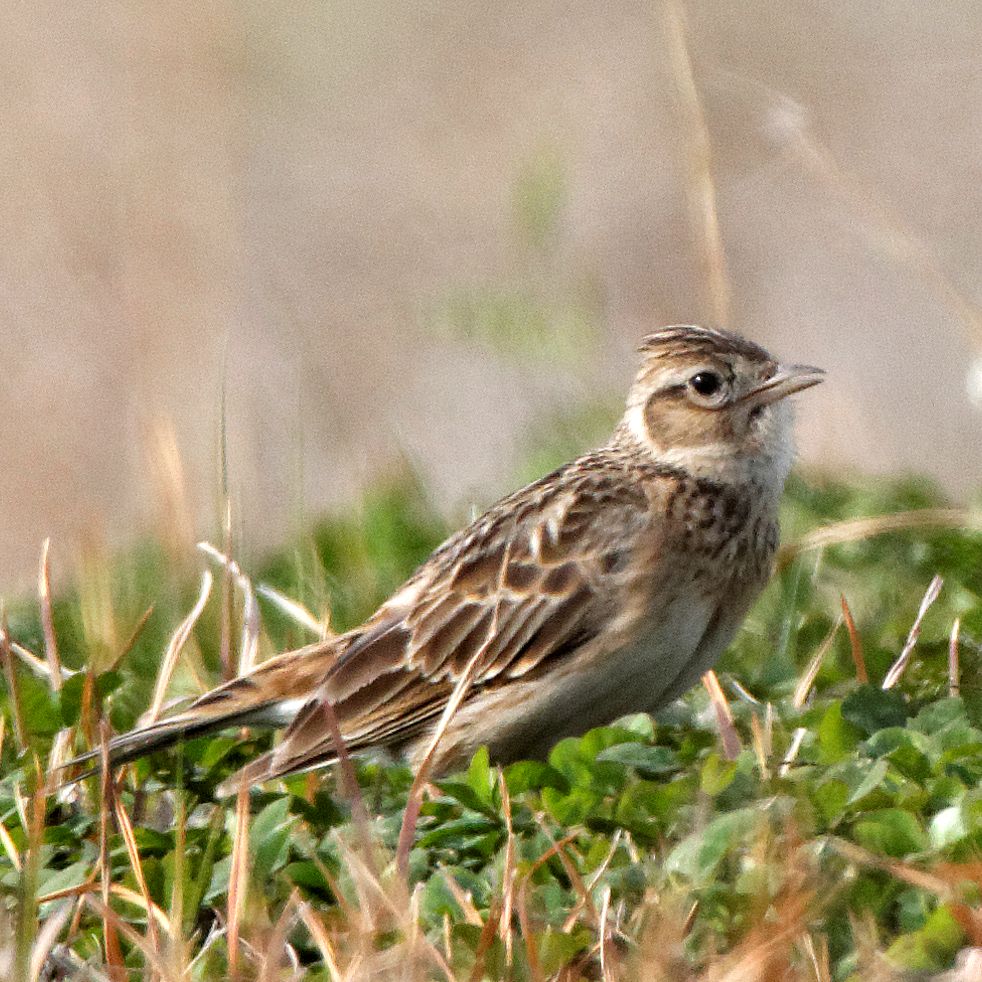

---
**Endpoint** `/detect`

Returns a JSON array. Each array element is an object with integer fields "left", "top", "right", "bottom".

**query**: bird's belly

[{"left": 445, "top": 592, "right": 719, "bottom": 765}]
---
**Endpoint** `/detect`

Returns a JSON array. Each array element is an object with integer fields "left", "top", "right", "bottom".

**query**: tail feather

[
  {"left": 62, "top": 701, "right": 283, "bottom": 773},
  {"left": 56, "top": 635, "right": 343, "bottom": 779}
]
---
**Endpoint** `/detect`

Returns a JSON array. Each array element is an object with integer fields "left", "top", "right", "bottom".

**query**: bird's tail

[{"left": 56, "top": 637, "right": 340, "bottom": 776}]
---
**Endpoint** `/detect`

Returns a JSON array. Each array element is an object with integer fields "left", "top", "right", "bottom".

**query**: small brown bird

[{"left": 66, "top": 326, "right": 822, "bottom": 795}]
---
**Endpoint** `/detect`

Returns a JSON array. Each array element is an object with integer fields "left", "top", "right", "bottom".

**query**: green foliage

[{"left": 1, "top": 472, "right": 981, "bottom": 978}]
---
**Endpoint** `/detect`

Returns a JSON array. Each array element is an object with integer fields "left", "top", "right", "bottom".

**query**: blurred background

[{"left": 2, "top": 1, "right": 981, "bottom": 595}]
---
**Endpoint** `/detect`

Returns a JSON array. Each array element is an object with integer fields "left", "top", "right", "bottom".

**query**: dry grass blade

[
  {"left": 396, "top": 637, "right": 489, "bottom": 877},
  {"left": 38, "top": 539, "right": 63, "bottom": 693},
  {"left": 220, "top": 499, "right": 234, "bottom": 683},
  {"left": 34, "top": 881, "right": 171, "bottom": 934},
  {"left": 722, "top": 70, "right": 982, "bottom": 350},
  {"left": 534, "top": 815, "right": 598, "bottom": 927},
  {"left": 111, "top": 788, "right": 161, "bottom": 954},
  {"left": 828, "top": 837, "right": 954, "bottom": 900},
  {"left": 0, "top": 605, "right": 26, "bottom": 751},
  {"left": 297, "top": 902, "right": 342, "bottom": 981},
  {"left": 4, "top": 638, "right": 70, "bottom": 684},
  {"left": 147, "top": 568, "right": 213, "bottom": 723},
  {"left": 663, "top": 0, "right": 730, "bottom": 324},
  {"left": 114, "top": 605, "right": 155, "bottom": 670},
  {"left": 82, "top": 894, "right": 171, "bottom": 979},
  {"left": 803, "top": 932, "right": 832, "bottom": 982},
  {"left": 499, "top": 769, "right": 517, "bottom": 967},
  {"left": 467, "top": 898, "right": 503, "bottom": 982},
  {"left": 779, "top": 509, "right": 978, "bottom": 568},
  {"left": 198, "top": 542, "right": 261, "bottom": 675},
  {"left": 786, "top": 107, "right": 982, "bottom": 350},
  {"left": 143, "top": 414, "right": 195, "bottom": 559},
  {"left": 97, "top": 724, "right": 127, "bottom": 982},
  {"left": 0, "top": 818, "right": 21, "bottom": 872},
  {"left": 228, "top": 782, "right": 251, "bottom": 981},
  {"left": 882, "top": 574, "right": 943, "bottom": 689},
  {"left": 516, "top": 880, "right": 545, "bottom": 982},
  {"left": 949, "top": 617, "right": 961, "bottom": 698},
  {"left": 257, "top": 890, "right": 300, "bottom": 982},
  {"left": 779, "top": 727, "right": 807, "bottom": 778},
  {"left": 441, "top": 871, "right": 483, "bottom": 927},
  {"left": 38, "top": 542, "right": 75, "bottom": 775},
  {"left": 28, "top": 899, "right": 72, "bottom": 982},
  {"left": 514, "top": 829, "right": 585, "bottom": 982},
  {"left": 561, "top": 837, "right": 620, "bottom": 936},
  {"left": 840, "top": 594, "right": 867, "bottom": 684},
  {"left": 598, "top": 884, "right": 613, "bottom": 982},
  {"left": 257, "top": 583, "right": 331, "bottom": 640},
  {"left": 749, "top": 711, "right": 769, "bottom": 778},
  {"left": 793, "top": 617, "right": 842, "bottom": 709},
  {"left": 316, "top": 699, "right": 377, "bottom": 878},
  {"left": 702, "top": 670, "right": 741, "bottom": 760}
]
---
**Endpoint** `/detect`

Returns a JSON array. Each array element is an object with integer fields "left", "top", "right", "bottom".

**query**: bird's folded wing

[{"left": 229, "top": 471, "right": 659, "bottom": 789}]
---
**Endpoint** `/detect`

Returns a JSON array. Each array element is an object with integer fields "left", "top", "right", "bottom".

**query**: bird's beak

[{"left": 743, "top": 363, "right": 825, "bottom": 408}]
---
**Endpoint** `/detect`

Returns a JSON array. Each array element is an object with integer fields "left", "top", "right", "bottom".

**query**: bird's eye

[{"left": 689, "top": 372, "right": 723, "bottom": 397}]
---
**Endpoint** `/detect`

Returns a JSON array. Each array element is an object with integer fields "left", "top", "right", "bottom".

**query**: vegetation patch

[{"left": 1, "top": 473, "right": 981, "bottom": 979}]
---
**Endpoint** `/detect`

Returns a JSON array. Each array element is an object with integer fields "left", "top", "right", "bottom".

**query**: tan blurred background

[{"left": 2, "top": 1, "right": 981, "bottom": 594}]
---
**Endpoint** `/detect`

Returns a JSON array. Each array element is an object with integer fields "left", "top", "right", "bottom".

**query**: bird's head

[{"left": 620, "top": 325, "right": 824, "bottom": 487}]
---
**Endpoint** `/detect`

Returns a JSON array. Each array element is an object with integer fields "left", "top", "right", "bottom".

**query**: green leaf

[
  {"left": 542, "top": 786, "right": 603, "bottom": 825},
  {"left": 700, "top": 753, "right": 738, "bottom": 796},
  {"left": 846, "top": 759, "right": 889, "bottom": 805},
  {"left": 884, "top": 904, "right": 964, "bottom": 970},
  {"left": 250, "top": 798, "right": 293, "bottom": 879},
  {"left": 503, "top": 760, "right": 569, "bottom": 795},
  {"left": 665, "top": 808, "right": 757, "bottom": 883},
  {"left": 817, "top": 703, "right": 862, "bottom": 763},
  {"left": 58, "top": 672, "right": 86, "bottom": 726},
  {"left": 466, "top": 746, "right": 495, "bottom": 808},
  {"left": 436, "top": 780, "right": 497, "bottom": 816},
  {"left": 613, "top": 713, "right": 656, "bottom": 741},
  {"left": 596, "top": 743, "right": 679, "bottom": 778},
  {"left": 863, "top": 728, "right": 933, "bottom": 782},
  {"left": 13, "top": 670, "right": 61, "bottom": 738},
  {"left": 284, "top": 860, "right": 332, "bottom": 895},
  {"left": 537, "top": 927, "right": 592, "bottom": 975},
  {"left": 37, "top": 861, "right": 90, "bottom": 909},
  {"left": 853, "top": 809, "right": 928, "bottom": 857},
  {"left": 417, "top": 816, "right": 498, "bottom": 849},
  {"left": 911, "top": 697, "right": 967, "bottom": 735},
  {"left": 841, "top": 686, "right": 909, "bottom": 736},
  {"left": 812, "top": 779, "right": 849, "bottom": 825},
  {"left": 420, "top": 873, "right": 463, "bottom": 922}
]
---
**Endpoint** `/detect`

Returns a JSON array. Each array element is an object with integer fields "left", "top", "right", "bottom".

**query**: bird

[{"left": 62, "top": 326, "right": 822, "bottom": 796}]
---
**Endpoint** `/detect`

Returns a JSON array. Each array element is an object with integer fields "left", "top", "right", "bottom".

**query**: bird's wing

[{"left": 219, "top": 462, "right": 661, "bottom": 794}]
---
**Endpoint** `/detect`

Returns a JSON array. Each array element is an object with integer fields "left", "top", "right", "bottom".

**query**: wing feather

[{"left": 224, "top": 463, "right": 659, "bottom": 789}]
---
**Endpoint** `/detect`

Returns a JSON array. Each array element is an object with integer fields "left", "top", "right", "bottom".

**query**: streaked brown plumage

[{"left": 62, "top": 326, "right": 823, "bottom": 795}]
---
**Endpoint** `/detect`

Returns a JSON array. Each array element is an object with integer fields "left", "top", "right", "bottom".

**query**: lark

[{"left": 65, "top": 326, "right": 822, "bottom": 794}]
